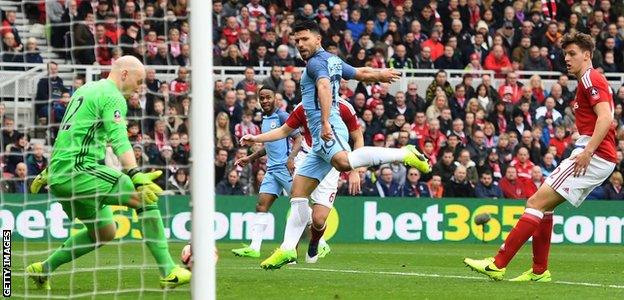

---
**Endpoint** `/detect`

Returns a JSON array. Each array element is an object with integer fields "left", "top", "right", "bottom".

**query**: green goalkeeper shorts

[{"left": 50, "top": 164, "right": 135, "bottom": 230}]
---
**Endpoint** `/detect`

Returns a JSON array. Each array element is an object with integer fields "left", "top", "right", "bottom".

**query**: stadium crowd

[
  {"left": 208, "top": 0, "right": 624, "bottom": 200},
  {"left": 3, "top": 0, "right": 624, "bottom": 199}
]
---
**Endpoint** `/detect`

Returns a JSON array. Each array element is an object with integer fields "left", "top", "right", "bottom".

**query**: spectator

[
  {"left": 449, "top": 84, "right": 468, "bottom": 120},
  {"left": 405, "top": 82, "right": 426, "bottom": 113},
  {"left": 147, "top": 43, "right": 171, "bottom": 65},
  {"left": 604, "top": 171, "right": 624, "bottom": 200},
  {"left": 215, "top": 148, "right": 229, "bottom": 184},
  {"left": 347, "top": 9, "right": 364, "bottom": 40},
  {"left": 23, "top": 37, "right": 43, "bottom": 63},
  {"left": 434, "top": 45, "right": 463, "bottom": 70},
  {"left": 7, "top": 162, "right": 29, "bottom": 193},
  {"left": 540, "top": 152, "right": 558, "bottom": 177},
  {"left": 170, "top": 67, "right": 190, "bottom": 95},
  {"left": 72, "top": 12, "right": 96, "bottom": 64},
  {"left": 443, "top": 165, "right": 475, "bottom": 198},
  {"left": 433, "top": 148, "right": 456, "bottom": 182},
  {"left": 1, "top": 11, "right": 22, "bottom": 49},
  {"left": 426, "top": 174, "right": 444, "bottom": 198},
  {"left": 388, "top": 44, "right": 414, "bottom": 69},
  {"left": 415, "top": 46, "right": 435, "bottom": 69},
  {"left": 26, "top": 142, "right": 47, "bottom": 178},
  {"left": 421, "top": 30, "right": 444, "bottom": 61},
  {"left": 475, "top": 171, "right": 503, "bottom": 198},
  {"left": 261, "top": 66, "right": 283, "bottom": 92},
  {"left": 1, "top": 117, "right": 18, "bottom": 150},
  {"left": 509, "top": 147, "right": 535, "bottom": 179},
  {"left": 529, "top": 165, "right": 544, "bottom": 195},
  {"left": 499, "top": 166, "right": 531, "bottom": 199},
  {"left": 225, "top": 147, "right": 253, "bottom": 189},
  {"left": 484, "top": 44, "right": 513, "bottom": 76},
  {"left": 372, "top": 166, "right": 401, "bottom": 197},
  {"left": 497, "top": 72, "right": 523, "bottom": 105},
  {"left": 221, "top": 44, "right": 247, "bottom": 66},
  {"left": 167, "top": 168, "right": 190, "bottom": 195},
  {"left": 466, "top": 130, "right": 488, "bottom": 167},
  {"left": 523, "top": 45, "right": 551, "bottom": 71},
  {"left": 373, "top": 9, "right": 389, "bottom": 38},
  {"left": 401, "top": 168, "right": 430, "bottom": 197},
  {"left": 455, "top": 149, "right": 479, "bottom": 186},
  {"left": 5, "top": 133, "right": 30, "bottom": 174},
  {"left": 216, "top": 169, "right": 247, "bottom": 195},
  {"left": 2, "top": 32, "right": 24, "bottom": 68},
  {"left": 425, "top": 70, "right": 454, "bottom": 104},
  {"left": 119, "top": 23, "right": 139, "bottom": 56},
  {"left": 249, "top": 43, "right": 272, "bottom": 67},
  {"left": 219, "top": 90, "right": 243, "bottom": 127},
  {"left": 271, "top": 44, "right": 295, "bottom": 67}
]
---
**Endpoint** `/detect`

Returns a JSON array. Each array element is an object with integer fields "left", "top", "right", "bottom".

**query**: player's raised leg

[
  {"left": 464, "top": 184, "right": 564, "bottom": 281},
  {"left": 330, "top": 145, "right": 431, "bottom": 174}
]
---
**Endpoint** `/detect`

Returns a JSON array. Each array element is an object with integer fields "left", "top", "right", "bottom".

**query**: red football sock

[
  {"left": 494, "top": 209, "right": 543, "bottom": 269},
  {"left": 532, "top": 212, "right": 553, "bottom": 274},
  {"left": 310, "top": 223, "right": 326, "bottom": 246}
]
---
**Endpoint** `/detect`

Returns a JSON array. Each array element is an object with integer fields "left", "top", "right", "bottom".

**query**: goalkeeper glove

[
  {"left": 127, "top": 168, "right": 163, "bottom": 205},
  {"left": 30, "top": 168, "right": 49, "bottom": 194}
]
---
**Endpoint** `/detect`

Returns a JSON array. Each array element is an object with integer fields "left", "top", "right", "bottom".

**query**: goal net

[{"left": 0, "top": 0, "right": 213, "bottom": 298}]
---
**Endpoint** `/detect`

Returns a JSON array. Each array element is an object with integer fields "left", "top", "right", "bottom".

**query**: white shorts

[
  {"left": 294, "top": 150, "right": 339, "bottom": 208},
  {"left": 544, "top": 146, "right": 615, "bottom": 207}
]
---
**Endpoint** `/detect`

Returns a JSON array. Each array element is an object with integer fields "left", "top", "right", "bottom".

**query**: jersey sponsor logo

[
  {"left": 114, "top": 110, "right": 122, "bottom": 123},
  {"left": 589, "top": 87, "right": 600, "bottom": 100}
]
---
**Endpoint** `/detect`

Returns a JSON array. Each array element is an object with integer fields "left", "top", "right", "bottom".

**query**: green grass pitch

[{"left": 9, "top": 242, "right": 624, "bottom": 299}]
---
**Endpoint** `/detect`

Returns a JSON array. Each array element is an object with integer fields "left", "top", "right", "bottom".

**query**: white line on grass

[{"left": 230, "top": 266, "right": 624, "bottom": 290}]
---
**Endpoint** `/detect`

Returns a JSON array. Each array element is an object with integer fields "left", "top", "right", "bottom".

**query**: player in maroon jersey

[{"left": 464, "top": 32, "right": 617, "bottom": 282}]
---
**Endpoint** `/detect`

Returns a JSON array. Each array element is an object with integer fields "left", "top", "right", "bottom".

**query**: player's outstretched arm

[
  {"left": 353, "top": 67, "right": 401, "bottom": 83},
  {"left": 240, "top": 124, "right": 296, "bottom": 145}
]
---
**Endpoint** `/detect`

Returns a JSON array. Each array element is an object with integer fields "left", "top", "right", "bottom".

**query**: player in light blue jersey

[
  {"left": 241, "top": 20, "right": 431, "bottom": 266},
  {"left": 231, "top": 87, "right": 302, "bottom": 258}
]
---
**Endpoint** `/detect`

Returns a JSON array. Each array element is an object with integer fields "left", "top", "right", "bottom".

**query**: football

[
  {"left": 180, "top": 243, "right": 193, "bottom": 270},
  {"left": 180, "top": 243, "right": 219, "bottom": 270}
]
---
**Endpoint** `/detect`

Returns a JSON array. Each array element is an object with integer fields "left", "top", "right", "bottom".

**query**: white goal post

[{"left": 189, "top": 0, "right": 216, "bottom": 299}]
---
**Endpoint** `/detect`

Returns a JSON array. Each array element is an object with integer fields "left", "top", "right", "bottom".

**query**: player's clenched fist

[
  {"left": 239, "top": 134, "right": 257, "bottom": 146},
  {"left": 127, "top": 168, "right": 163, "bottom": 204}
]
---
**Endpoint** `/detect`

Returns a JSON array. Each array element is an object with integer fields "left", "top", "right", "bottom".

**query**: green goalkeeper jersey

[{"left": 48, "top": 79, "right": 131, "bottom": 186}]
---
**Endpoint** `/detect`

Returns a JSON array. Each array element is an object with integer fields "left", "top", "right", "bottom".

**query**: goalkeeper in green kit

[{"left": 26, "top": 56, "right": 191, "bottom": 290}]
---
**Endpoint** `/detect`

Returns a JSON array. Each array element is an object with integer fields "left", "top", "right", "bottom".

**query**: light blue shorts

[
  {"left": 298, "top": 125, "right": 351, "bottom": 182},
  {"left": 259, "top": 168, "right": 292, "bottom": 196}
]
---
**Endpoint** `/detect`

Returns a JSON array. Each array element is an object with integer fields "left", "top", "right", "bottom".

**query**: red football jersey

[
  {"left": 286, "top": 99, "right": 360, "bottom": 148},
  {"left": 571, "top": 68, "right": 617, "bottom": 162}
]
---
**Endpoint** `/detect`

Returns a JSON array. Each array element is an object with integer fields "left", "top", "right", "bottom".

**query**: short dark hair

[
  {"left": 293, "top": 19, "right": 320, "bottom": 34},
  {"left": 561, "top": 32, "right": 595, "bottom": 55},
  {"left": 481, "top": 170, "right": 493, "bottom": 178},
  {"left": 258, "top": 85, "right": 275, "bottom": 94}
]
